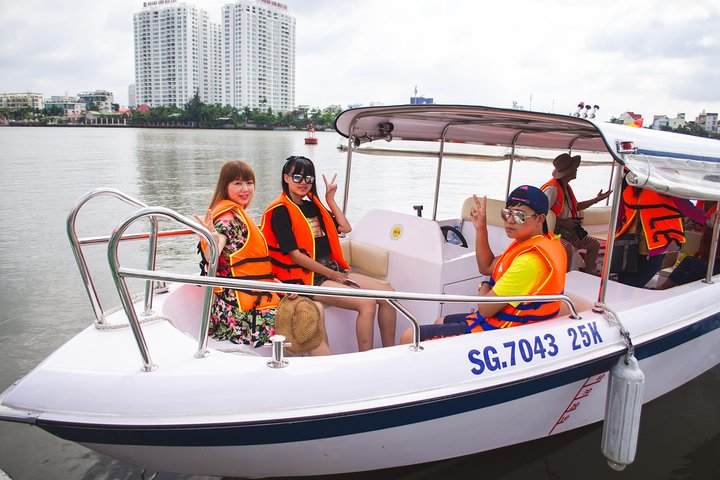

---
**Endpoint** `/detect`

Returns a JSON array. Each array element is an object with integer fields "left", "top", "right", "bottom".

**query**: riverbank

[{"left": 0, "top": 122, "right": 293, "bottom": 130}]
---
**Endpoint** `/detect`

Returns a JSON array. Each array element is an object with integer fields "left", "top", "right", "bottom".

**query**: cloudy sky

[{"left": 1, "top": 0, "right": 718, "bottom": 122}]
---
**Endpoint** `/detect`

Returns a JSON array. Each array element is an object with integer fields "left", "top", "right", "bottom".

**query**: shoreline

[{"left": 0, "top": 123, "right": 293, "bottom": 131}]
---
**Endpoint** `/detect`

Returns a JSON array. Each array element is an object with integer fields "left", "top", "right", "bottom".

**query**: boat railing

[
  {"left": 118, "top": 267, "right": 583, "bottom": 369},
  {"left": 71, "top": 197, "right": 582, "bottom": 371},
  {"left": 68, "top": 189, "right": 146, "bottom": 324},
  {"left": 67, "top": 188, "right": 196, "bottom": 325},
  {"left": 106, "top": 204, "right": 580, "bottom": 371}
]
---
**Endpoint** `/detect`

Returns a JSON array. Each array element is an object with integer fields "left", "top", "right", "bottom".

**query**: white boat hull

[{"left": 8, "top": 288, "right": 717, "bottom": 477}]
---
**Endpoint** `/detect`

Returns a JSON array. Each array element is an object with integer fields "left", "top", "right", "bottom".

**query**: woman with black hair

[
  {"left": 195, "top": 160, "right": 332, "bottom": 354},
  {"left": 261, "top": 156, "right": 396, "bottom": 351}
]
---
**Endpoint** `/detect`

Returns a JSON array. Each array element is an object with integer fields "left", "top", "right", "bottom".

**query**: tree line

[
  {"left": 0, "top": 93, "right": 341, "bottom": 130},
  {"left": 609, "top": 116, "right": 720, "bottom": 139}
]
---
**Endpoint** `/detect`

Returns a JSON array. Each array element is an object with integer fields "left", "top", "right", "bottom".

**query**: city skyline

[{"left": 1, "top": 0, "right": 718, "bottom": 121}]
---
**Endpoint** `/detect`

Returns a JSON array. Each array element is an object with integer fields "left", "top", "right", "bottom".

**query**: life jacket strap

[
  {"left": 229, "top": 256, "right": 272, "bottom": 268},
  {"left": 465, "top": 312, "right": 487, "bottom": 333},
  {"left": 652, "top": 228, "right": 685, "bottom": 243},
  {"left": 494, "top": 308, "right": 560, "bottom": 323}
]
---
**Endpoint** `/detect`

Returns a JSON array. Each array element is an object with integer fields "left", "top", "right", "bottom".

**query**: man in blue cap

[{"left": 401, "top": 185, "right": 567, "bottom": 342}]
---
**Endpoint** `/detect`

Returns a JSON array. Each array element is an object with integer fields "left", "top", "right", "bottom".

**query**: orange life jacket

[
  {"left": 615, "top": 186, "right": 685, "bottom": 252},
  {"left": 466, "top": 234, "right": 566, "bottom": 332},
  {"left": 698, "top": 201, "right": 717, "bottom": 217},
  {"left": 260, "top": 192, "right": 350, "bottom": 285},
  {"left": 201, "top": 200, "right": 280, "bottom": 311},
  {"left": 710, "top": 203, "right": 718, "bottom": 217},
  {"left": 541, "top": 178, "right": 578, "bottom": 217}
]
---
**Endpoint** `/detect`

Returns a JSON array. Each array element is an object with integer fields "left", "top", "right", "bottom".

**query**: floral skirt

[{"left": 209, "top": 288, "right": 276, "bottom": 348}]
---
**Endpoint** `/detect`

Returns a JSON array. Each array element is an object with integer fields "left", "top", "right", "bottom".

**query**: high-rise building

[
  {"left": 222, "top": 0, "right": 295, "bottom": 113},
  {"left": 133, "top": 0, "right": 222, "bottom": 107},
  {"left": 133, "top": 0, "right": 295, "bottom": 112}
]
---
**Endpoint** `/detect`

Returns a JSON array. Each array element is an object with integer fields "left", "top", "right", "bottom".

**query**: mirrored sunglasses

[
  {"left": 291, "top": 174, "right": 314, "bottom": 184},
  {"left": 500, "top": 208, "right": 540, "bottom": 224}
]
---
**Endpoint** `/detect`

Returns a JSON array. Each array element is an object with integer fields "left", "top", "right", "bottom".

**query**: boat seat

[
  {"left": 658, "top": 230, "right": 703, "bottom": 277},
  {"left": 340, "top": 238, "right": 390, "bottom": 282},
  {"left": 582, "top": 205, "right": 611, "bottom": 227},
  {"left": 460, "top": 196, "right": 505, "bottom": 227}
]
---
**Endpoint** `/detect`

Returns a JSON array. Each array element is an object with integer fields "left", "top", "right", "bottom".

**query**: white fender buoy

[{"left": 601, "top": 355, "right": 645, "bottom": 471}]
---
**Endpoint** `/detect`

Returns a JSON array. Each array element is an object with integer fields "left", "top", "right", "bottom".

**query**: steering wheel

[{"left": 440, "top": 225, "right": 468, "bottom": 248}]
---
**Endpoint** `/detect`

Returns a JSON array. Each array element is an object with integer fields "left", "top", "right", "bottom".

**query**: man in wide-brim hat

[{"left": 541, "top": 153, "right": 612, "bottom": 275}]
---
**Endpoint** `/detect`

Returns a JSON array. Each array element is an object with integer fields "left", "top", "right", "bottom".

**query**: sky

[{"left": 0, "top": 0, "right": 718, "bottom": 122}]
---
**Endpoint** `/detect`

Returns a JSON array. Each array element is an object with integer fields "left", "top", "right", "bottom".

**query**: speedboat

[{"left": 0, "top": 105, "right": 718, "bottom": 478}]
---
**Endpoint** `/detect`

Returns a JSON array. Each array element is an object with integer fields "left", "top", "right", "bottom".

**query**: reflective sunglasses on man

[
  {"left": 500, "top": 208, "right": 540, "bottom": 224},
  {"left": 291, "top": 174, "right": 314, "bottom": 184}
]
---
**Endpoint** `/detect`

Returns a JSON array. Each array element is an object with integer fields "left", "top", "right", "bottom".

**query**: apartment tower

[
  {"left": 222, "top": 0, "right": 295, "bottom": 113},
  {"left": 133, "top": 0, "right": 222, "bottom": 107},
  {"left": 133, "top": 0, "right": 295, "bottom": 112}
]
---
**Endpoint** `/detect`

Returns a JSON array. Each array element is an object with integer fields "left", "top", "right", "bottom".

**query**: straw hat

[
  {"left": 274, "top": 296, "right": 323, "bottom": 354},
  {"left": 552, "top": 153, "right": 581, "bottom": 179}
]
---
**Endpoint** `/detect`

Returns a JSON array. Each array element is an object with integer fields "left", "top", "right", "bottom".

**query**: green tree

[
  {"left": 672, "top": 122, "right": 711, "bottom": 138},
  {"left": 43, "top": 106, "right": 64, "bottom": 117},
  {"left": 184, "top": 91, "right": 205, "bottom": 126}
]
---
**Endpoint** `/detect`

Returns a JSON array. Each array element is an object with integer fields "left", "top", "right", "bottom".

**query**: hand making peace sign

[
  {"left": 469, "top": 194, "right": 487, "bottom": 230},
  {"left": 323, "top": 173, "right": 338, "bottom": 200}
]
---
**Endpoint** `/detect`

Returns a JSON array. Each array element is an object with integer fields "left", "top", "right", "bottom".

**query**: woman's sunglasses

[
  {"left": 290, "top": 174, "right": 314, "bottom": 184},
  {"left": 500, "top": 208, "right": 540, "bottom": 224}
]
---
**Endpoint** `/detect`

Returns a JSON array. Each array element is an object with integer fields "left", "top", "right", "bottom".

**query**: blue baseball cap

[{"left": 506, "top": 185, "right": 549, "bottom": 215}]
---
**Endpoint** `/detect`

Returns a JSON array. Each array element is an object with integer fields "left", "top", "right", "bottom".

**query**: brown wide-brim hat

[
  {"left": 552, "top": 153, "right": 581, "bottom": 179},
  {"left": 274, "top": 296, "right": 323, "bottom": 355}
]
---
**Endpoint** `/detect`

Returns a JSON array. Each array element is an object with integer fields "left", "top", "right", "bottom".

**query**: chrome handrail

[
  {"left": 108, "top": 206, "right": 219, "bottom": 372},
  {"left": 77, "top": 229, "right": 194, "bottom": 246},
  {"left": 117, "top": 266, "right": 580, "bottom": 369},
  {"left": 67, "top": 188, "right": 149, "bottom": 324},
  {"left": 119, "top": 267, "right": 581, "bottom": 316},
  {"left": 73, "top": 192, "right": 583, "bottom": 372}
]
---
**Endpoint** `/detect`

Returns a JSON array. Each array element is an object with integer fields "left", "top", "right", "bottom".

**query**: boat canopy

[{"left": 335, "top": 105, "right": 720, "bottom": 201}]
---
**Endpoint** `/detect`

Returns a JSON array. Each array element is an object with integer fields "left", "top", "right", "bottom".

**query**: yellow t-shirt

[{"left": 493, "top": 251, "right": 550, "bottom": 307}]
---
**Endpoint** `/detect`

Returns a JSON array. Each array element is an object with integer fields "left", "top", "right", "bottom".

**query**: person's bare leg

[
  {"left": 583, "top": 240, "right": 600, "bottom": 275},
  {"left": 349, "top": 273, "right": 397, "bottom": 347},
  {"left": 562, "top": 239, "right": 573, "bottom": 272},
  {"left": 318, "top": 280, "right": 377, "bottom": 351}
]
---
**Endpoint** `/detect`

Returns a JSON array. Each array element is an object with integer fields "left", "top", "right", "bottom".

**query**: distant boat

[{"left": 304, "top": 123, "right": 318, "bottom": 144}]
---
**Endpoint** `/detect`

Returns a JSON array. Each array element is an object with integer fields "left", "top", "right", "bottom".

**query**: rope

[
  {"left": 94, "top": 313, "right": 174, "bottom": 330},
  {"left": 96, "top": 289, "right": 175, "bottom": 330},
  {"left": 594, "top": 301, "right": 634, "bottom": 362},
  {"left": 212, "top": 345, "right": 263, "bottom": 356}
]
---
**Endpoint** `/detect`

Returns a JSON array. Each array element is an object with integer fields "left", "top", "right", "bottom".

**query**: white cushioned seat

[{"left": 340, "top": 239, "right": 389, "bottom": 280}]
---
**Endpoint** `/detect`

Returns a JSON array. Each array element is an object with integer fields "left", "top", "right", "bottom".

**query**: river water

[{"left": 0, "top": 126, "right": 717, "bottom": 479}]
